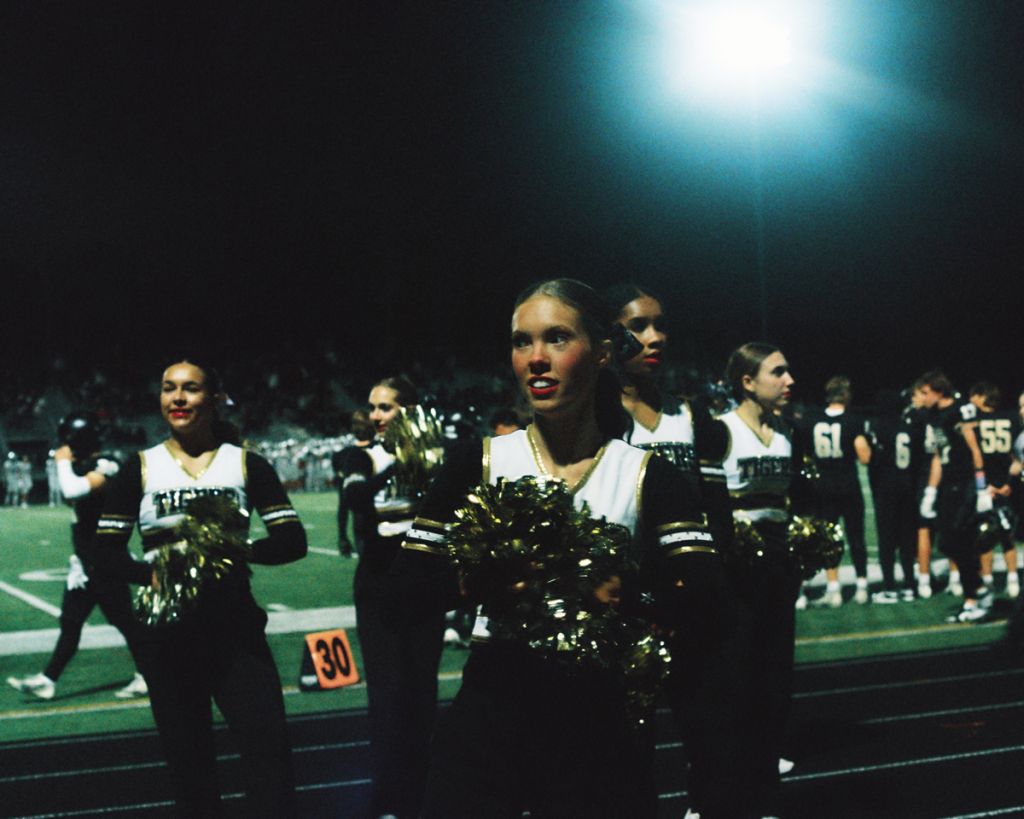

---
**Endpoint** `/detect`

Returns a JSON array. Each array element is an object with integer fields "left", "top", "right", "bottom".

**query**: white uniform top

[
  {"left": 719, "top": 410, "right": 792, "bottom": 524},
  {"left": 137, "top": 442, "right": 249, "bottom": 541},
  {"left": 484, "top": 428, "right": 652, "bottom": 536},
  {"left": 471, "top": 427, "right": 652, "bottom": 641},
  {"left": 623, "top": 406, "right": 697, "bottom": 475}
]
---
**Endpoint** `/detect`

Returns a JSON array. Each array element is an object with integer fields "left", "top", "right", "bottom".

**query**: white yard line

[
  {"left": 0, "top": 581, "right": 61, "bottom": 618},
  {"left": 0, "top": 605, "right": 358, "bottom": 657}
]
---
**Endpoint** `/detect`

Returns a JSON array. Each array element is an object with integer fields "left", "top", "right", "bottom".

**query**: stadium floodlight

[{"left": 663, "top": 4, "right": 803, "bottom": 111}]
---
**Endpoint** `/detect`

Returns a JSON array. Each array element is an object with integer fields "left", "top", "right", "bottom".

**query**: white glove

[
  {"left": 920, "top": 486, "right": 938, "bottom": 519},
  {"left": 95, "top": 458, "right": 120, "bottom": 477},
  {"left": 976, "top": 492, "right": 993, "bottom": 514},
  {"left": 66, "top": 555, "right": 89, "bottom": 590}
]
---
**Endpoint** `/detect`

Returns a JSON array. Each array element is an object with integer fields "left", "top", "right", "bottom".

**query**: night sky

[{"left": 3, "top": 1, "right": 1023, "bottom": 404}]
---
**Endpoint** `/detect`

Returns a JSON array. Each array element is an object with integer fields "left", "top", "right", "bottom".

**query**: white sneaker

[
  {"left": 947, "top": 579, "right": 964, "bottom": 597},
  {"left": 813, "top": 589, "right": 842, "bottom": 608},
  {"left": 948, "top": 603, "right": 987, "bottom": 623},
  {"left": 918, "top": 578, "right": 933, "bottom": 599},
  {"left": 854, "top": 585, "right": 869, "bottom": 605},
  {"left": 794, "top": 594, "right": 808, "bottom": 610},
  {"left": 871, "top": 590, "right": 899, "bottom": 604},
  {"left": 115, "top": 673, "right": 148, "bottom": 699},
  {"left": 1007, "top": 576, "right": 1020, "bottom": 598},
  {"left": 683, "top": 810, "right": 701, "bottom": 819},
  {"left": 778, "top": 757, "right": 795, "bottom": 775},
  {"left": 8, "top": 673, "right": 55, "bottom": 700}
]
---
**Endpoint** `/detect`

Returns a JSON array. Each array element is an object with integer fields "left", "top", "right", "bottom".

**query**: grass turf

[{"left": 0, "top": 484, "right": 1013, "bottom": 743}]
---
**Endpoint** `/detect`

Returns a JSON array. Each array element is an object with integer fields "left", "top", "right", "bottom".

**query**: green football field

[{"left": 0, "top": 486, "right": 1012, "bottom": 744}]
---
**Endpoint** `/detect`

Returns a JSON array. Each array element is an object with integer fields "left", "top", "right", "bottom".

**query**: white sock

[
  {"left": 827, "top": 580, "right": 840, "bottom": 591},
  {"left": 856, "top": 577, "right": 868, "bottom": 589},
  {"left": 950, "top": 571, "right": 961, "bottom": 582},
  {"left": 983, "top": 575, "right": 994, "bottom": 586}
]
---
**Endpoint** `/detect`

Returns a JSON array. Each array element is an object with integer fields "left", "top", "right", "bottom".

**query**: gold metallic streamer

[
  {"left": 383, "top": 405, "right": 446, "bottom": 498},
  {"left": 134, "top": 495, "right": 252, "bottom": 626},
  {"left": 447, "top": 476, "right": 670, "bottom": 726}
]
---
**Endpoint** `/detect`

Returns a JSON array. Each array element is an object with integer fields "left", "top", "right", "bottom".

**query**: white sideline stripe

[
  {"left": 0, "top": 581, "right": 62, "bottom": 618},
  {"left": 0, "top": 606, "right": 358, "bottom": 657},
  {"left": 783, "top": 742, "right": 1024, "bottom": 782},
  {"left": 308, "top": 546, "right": 343, "bottom": 556},
  {"left": 863, "top": 699, "right": 1024, "bottom": 725},
  {"left": 796, "top": 620, "right": 1003, "bottom": 646},
  {"left": 940, "top": 808, "right": 1024, "bottom": 819},
  {"left": 1, "top": 673, "right": 462, "bottom": 722},
  {"left": 15, "top": 779, "right": 374, "bottom": 817},
  {"left": 0, "top": 740, "right": 370, "bottom": 784},
  {"left": 795, "top": 668, "right": 1024, "bottom": 699},
  {"left": 659, "top": 743, "right": 1024, "bottom": 802}
]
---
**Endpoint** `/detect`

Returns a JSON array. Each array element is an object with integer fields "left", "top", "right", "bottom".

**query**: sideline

[{"left": 0, "top": 605, "right": 357, "bottom": 657}]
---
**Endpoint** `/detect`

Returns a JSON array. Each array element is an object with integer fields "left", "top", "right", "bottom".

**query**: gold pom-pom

[
  {"left": 134, "top": 494, "right": 252, "bottom": 626},
  {"left": 447, "top": 476, "right": 669, "bottom": 725},
  {"left": 787, "top": 515, "right": 844, "bottom": 579},
  {"left": 722, "top": 513, "right": 768, "bottom": 568},
  {"left": 383, "top": 405, "right": 446, "bottom": 498}
]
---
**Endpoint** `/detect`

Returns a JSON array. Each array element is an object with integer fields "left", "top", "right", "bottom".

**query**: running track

[{"left": 3, "top": 643, "right": 1023, "bottom": 818}]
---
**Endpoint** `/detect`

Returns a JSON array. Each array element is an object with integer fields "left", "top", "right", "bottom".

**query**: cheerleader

[
  {"left": 92, "top": 359, "right": 307, "bottom": 818},
  {"left": 606, "top": 283, "right": 737, "bottom": 816},
  {"left": 719, "top": 342, "right": 810, "bottom": 818},
  {"left": 353, "top": 375, "right": 447, "bottom": 819},
  {"left": 388, "top": 279, "right": 723, "bottom": 818}
]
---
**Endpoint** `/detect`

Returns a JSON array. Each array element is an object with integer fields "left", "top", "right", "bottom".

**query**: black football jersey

[
  {"left": 803, "top": 407, "right": 868, "bottom": 488},
  {"left": 974, "top": 407, "right": 1022, "bottom": 487},
  {"left": 928, "top": 399, "right": 977, "bottom": 484},
  {"left": 868, "top": 411, "right": 920, "bottom": 484}
]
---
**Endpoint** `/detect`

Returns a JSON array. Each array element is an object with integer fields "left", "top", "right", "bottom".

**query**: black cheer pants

[
  {"left": 726, "top": 553, "right": 802, "bottom": 817},
  {"left": 422, "top": 644, "right": 656, "bottom": 819},
  {"left": 135, "top": 614, "right": 295, "bottom": 819},
  {"left": 355, "top": 562, "right": 445, "bottom": 819}
]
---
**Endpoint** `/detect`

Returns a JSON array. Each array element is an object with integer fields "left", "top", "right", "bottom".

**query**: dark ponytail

[{"left": 724, "top": 342, "right": 780, "bottom": 404}]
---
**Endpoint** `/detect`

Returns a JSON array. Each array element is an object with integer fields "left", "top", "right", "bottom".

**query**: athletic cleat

[
  {"left": 8, "top": 673, "right": 56, "bottom": 700},
  {"left": 778, "top": 757, "right": 795, "bottom": 775},
  {"left": 794, "top": 594, "right": 808, "bottom": 611},
  {"left": 917, "top": 579, "right": 933, "bottom": 599},
  {"left": 871, "top": 590, "right": 899, "bottom": 604},
  {"left": 1007, "top": 576, "right": 1020, "bottom": 598},
  {"left": 948, "top": 603, "right": 988, "bottom": 624},
  {"left": 115, "top": 673, "right": 148, "bottom": 699}
]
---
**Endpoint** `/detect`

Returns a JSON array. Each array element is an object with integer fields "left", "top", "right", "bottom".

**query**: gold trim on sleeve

[
  {"left": 139, "top": 452, "right": 147, "bottom": 492},
  {"left": 482, "top": 436, "right": 492, "bottom": 485},
  {"left": 665, "top": 545, "right": 718, "bottom": 558},
  {"left": 401, "top": 541, "right": 448, "bottom": 556}
]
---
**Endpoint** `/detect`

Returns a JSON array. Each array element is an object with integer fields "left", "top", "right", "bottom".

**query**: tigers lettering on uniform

[
  {"left": 153, "top": 486, "right": 244, "bottom": 518},
  {"left": 737, "top": 456, "right": 791, "bottom": 482}
]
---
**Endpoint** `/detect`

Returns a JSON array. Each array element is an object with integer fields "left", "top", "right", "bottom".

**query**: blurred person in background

[{"left": 8, "top": 413, "right": 146, "bottom": 701}]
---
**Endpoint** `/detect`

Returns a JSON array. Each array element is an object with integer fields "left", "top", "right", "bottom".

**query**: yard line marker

[
  {"left": 0, "top": 581, "right": 61, "bottom": 617},
  {"left": 308, "top": 546, "right": 340, "bottom": 556}
]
